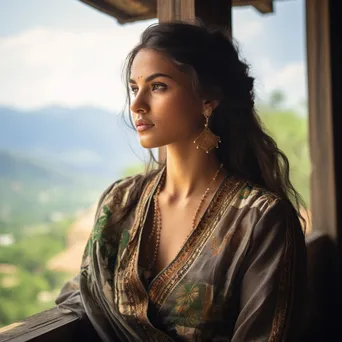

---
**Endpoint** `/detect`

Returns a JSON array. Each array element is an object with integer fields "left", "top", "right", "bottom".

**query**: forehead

[{"left": 130, "top": 48, "right": 182, "bottom": 79}]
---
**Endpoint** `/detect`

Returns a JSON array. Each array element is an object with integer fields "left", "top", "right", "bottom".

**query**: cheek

[{"left": 155, "top": 91, "right": 201, "bottom": 128}]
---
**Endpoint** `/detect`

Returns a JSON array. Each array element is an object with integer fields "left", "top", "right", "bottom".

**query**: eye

[
  {"left": 152, "top": 83, "right": 167, "bottom": 91},
  {"left": 130, "top": 86, "right": 138, "bottom": 96}
]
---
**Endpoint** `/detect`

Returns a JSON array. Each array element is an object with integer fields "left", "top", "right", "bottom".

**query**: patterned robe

[{"left": 56, "top": 170, "right": 307, "bottom": 341}]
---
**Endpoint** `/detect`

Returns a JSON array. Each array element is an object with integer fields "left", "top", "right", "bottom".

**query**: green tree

[
  {"left": 269, "top": 90, "right": 286, "bottom": 109},
  {"left": 259, "top": 108, "right": 310, "bottom": 207}
]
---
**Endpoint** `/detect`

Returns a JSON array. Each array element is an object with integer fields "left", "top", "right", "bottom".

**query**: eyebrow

[{"left": 129, "top": 73, "right": 173, "bottom": 84}]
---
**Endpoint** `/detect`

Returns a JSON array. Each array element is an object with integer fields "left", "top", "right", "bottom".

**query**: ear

[{"left": 201, "top": 100, "right": 220, "bottom": 115}]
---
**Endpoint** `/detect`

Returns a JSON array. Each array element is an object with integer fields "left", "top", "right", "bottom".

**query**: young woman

[{"left": 56, "top": 21, "right": 307, "bottom": 341}]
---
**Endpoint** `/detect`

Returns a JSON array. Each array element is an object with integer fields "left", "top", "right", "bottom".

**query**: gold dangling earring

[{"left": 193, "top": 108, "right": 221, "bottom": 153}]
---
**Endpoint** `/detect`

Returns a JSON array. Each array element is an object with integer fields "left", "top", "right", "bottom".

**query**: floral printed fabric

[{"left": 56, "top": 172, "right": 307, "bottom": 342}]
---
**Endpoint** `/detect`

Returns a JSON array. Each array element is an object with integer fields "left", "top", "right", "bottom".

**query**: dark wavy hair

[{"left": 121, "top": 20, "right": 306, "bottom": 228}]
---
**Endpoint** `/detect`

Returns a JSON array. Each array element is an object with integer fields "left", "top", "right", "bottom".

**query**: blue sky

[{"left": 0, "top": 0, "right": 307, "bottom": 111}]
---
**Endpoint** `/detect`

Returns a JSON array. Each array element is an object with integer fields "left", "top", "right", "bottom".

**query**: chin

[
  {"left": 138, "top": 136, "right": 166, "bottom": 149},
  {"left": 139, "top": 141, "right": 161, "bottom": 149}
]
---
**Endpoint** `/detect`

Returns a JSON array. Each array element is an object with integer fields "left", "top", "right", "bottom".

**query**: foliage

[
  {"left": 269, "top": 90, "right": 286, "bottom": 109},
  {"left": 0, "top": 220, "right": 71, "bottom": 327},
  {"left": 258, "top": 107, "right": 310, "bottom": 207},
  {"left": 0, "top": 268, "right": 66, "bottom": 325}
]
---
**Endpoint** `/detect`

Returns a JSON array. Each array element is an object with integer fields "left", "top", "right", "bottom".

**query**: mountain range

[
  {"left": 0, "top": 106, "right": 148, "bottom": 178},
  {"left": 0, "top": 106, "right": 148, "bottom": 226}
]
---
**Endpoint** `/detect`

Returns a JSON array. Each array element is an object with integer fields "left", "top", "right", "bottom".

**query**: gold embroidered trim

[
  {"left": 148, "top": 178, "right": 246, "bottom": 310},
  {"left": 268, "top": 213, "right": 294, "bottom": 342},
  {"left": 120, "top": 172, "right": 173, "bottom": 341},
  {"left": 126, "top": 250, "right": 172, "bottom": 341},
  {"left": 119, "top": 176, "right": 157, "bottom": 269},
  {"left": 114, "top": 174, "right": 157, "bottom": 339}
]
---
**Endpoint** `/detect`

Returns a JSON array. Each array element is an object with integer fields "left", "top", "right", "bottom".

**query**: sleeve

[
  {"left": 55, "top": 181, "right": 118, "bottom": 318},
  {"left": 231, "top": 199, "right": 308, "bottom": 342}
]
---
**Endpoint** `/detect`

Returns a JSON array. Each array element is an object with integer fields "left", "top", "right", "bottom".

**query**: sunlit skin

[
  {"left": 129, "top": 48, "right": 229, "bottom": 274},
  {"left": 129, "top": 48, "right": 227, "bottom": 202}
]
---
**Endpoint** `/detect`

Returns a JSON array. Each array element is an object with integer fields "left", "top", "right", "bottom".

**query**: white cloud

[
  {"left": 0, "top": 17, "right": 306, "bottom": 111},
  {"left": 232, "top": 7, "right": 307, "bottom": 109},
  {"left": 232, "top": 7, "right": 266, "bottom": 54},
  {"left": 0, "top": 23, "right": 154, "bottom": 111},
  {"left": 233, "top": 18, "right": 264, "bottom": 42},
  {"left": 254, "top": 58, "right": 307, "bottom": 107}
]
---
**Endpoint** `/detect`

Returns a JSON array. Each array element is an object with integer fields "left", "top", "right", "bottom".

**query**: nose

[{"left": 130, "top": 91, "right": 149, "bottom": 115}]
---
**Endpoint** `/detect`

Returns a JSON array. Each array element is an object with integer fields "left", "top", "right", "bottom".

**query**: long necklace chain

[{"left": 146, "top": 163, "right": 223, "bottom": 272}]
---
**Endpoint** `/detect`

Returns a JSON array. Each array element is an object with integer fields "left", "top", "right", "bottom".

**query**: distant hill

[
  {"left": 0, "top": 106, "right": 147, "bottom": 228},
  {"left": 0, "top": 149, "right": 106, "bottom": 228},
  {"left": 0, "top": 106, "right": 147, "bottom": 179},
  {"left": 0, "top": 150, "right": 74, "bottom": 184}
]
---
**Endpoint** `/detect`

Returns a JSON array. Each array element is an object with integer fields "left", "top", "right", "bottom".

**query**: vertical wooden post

[
  {"left": 157, "top": 0, "right": 195, "bottom": 23},
  {"left": 156, "top": 0, "right": 232, "bottom": 161},
  {"left": 306, "top": 0, "right": 337, "bottom": 239}
]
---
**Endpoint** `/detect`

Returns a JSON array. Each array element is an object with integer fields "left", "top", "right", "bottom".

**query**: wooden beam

[
  {"left": 234, "top": 0, "right": 273, "bottom": 14},
  {"left": 0, "top": 307, "right": 100, "bottom": 342},
  {"left": 78, "top": 0, "right": 275, "bottom": 24},
  {"left": 80, "top": 0, "right": 155, "bottom": 23},
  {"left": 306, "top": 0, "right": 337, "bottom": 239},
  {"left": 253, "top": 1, "right": 273, "bottom": 13}
]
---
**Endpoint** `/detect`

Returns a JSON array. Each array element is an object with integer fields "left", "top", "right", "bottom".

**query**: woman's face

[{"left": 129, "top": 48, "right": 205, "bottom": 149}]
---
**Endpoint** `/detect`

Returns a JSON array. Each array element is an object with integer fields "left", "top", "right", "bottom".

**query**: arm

[{"left": 232, "top": 200, "right": 308, "bottom": 342}]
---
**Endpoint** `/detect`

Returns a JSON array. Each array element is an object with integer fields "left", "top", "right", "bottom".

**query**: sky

[{"left": 0, "top": 0, "right": 307, "bottom": 112}]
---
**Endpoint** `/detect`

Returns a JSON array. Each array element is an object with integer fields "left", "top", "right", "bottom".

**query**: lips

[{"left": 135, "top": 119, "right": 154, "bottom": 132}]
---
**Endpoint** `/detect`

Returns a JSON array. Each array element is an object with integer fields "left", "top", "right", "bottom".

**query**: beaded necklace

[{"left": 144, "top": 163, "right": 223, "bottom": 278}]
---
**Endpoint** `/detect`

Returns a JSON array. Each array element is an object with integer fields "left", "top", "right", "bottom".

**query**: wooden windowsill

[{"left": 0, "top": 307, "right": 97, "bottom": 342}]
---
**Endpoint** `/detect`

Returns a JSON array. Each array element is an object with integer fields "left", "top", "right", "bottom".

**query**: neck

[{"left": 163, "top": 143, "right": 224, "bottom": 199}]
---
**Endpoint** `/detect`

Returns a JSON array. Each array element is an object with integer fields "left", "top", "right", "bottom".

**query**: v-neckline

[
  {"left": 136, "top": 169, "right": 230, "bottom": 294},
  {"left": 118, "top": 169, "right": 245, "bottom": 335}
]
